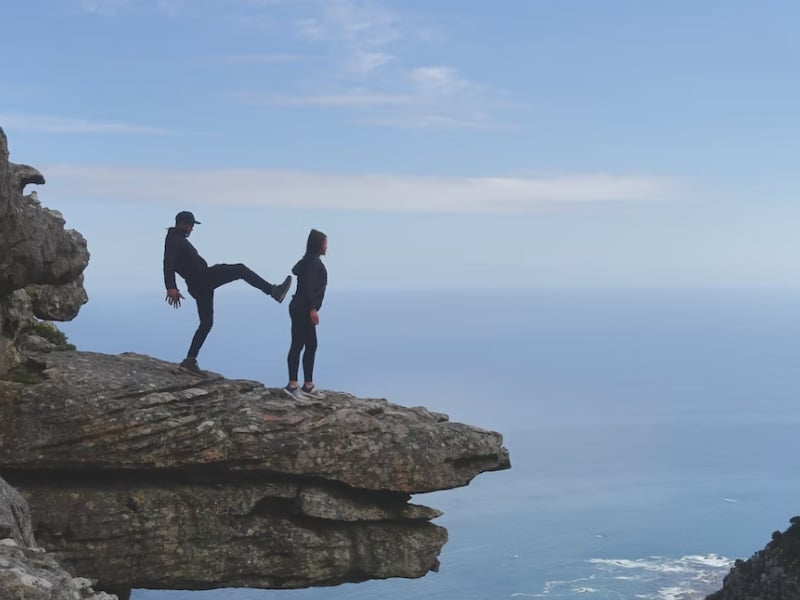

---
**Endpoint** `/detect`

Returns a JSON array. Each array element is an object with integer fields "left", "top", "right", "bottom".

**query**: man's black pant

[{"left": 186, "top": 263, "right": 273, "bottom": 359}]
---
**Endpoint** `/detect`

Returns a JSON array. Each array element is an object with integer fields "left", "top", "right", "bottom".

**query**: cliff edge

[{"left": 0, "top": 127, "right": 510, "bottom": 598}]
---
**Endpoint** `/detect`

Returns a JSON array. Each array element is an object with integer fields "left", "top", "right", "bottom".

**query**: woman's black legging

[{"left": 288, "top": 302, "right": 317, "bottom": 383}]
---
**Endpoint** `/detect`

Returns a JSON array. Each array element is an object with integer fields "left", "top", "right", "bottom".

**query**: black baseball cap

[{"left": 175, "top": 211, "right": 201, "bottom": 225}]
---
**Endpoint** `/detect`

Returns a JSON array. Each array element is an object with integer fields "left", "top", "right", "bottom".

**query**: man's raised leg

[{"left": 207, "top": 263, "right": 291, "bottom": 303}]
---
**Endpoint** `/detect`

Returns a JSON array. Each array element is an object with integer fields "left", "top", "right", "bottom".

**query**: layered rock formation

[
  {"left": 706, "top": 517, "right": 800, "bottom": 600},
  {"left": 1, "top": 351, "right": 509, "bottom": 593},
  {"left": 0, "top": 476, "right": 116, "bottom": 599},
  {"left": 0, "top": 126, "right": 510, "bottom": 598}
]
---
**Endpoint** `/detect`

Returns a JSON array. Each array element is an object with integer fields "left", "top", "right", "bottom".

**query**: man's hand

[
  {"left": 166, "top": 288, "right": 184, "bottom": 308},
  {"left": 310, "top": 308, "right": 320, "bottom": 325}
]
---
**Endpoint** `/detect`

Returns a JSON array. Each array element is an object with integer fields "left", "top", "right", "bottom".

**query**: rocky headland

[
  {"left": 705, "top": 517, "right": 800, "bottom": 600},
  {"left": 0, "top": 126, "right": 510, "bottom": 599}
]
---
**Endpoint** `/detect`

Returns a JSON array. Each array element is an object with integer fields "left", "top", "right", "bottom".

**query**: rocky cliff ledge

[
  {"left": 0, "top": 126, "right": 510, "bottom": 598},
  {"left": 1, "top": 350, "right": 509, "bottom": 594},
  {"left": 706, "top": 517, "right": 800, "bottom": 600}
]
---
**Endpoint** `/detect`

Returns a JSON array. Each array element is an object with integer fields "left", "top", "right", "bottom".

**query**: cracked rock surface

[{"left": 0, "top": 351, "right": 509, "bottom": 591}]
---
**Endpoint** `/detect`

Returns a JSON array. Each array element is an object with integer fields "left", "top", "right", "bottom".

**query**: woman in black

[{"left": 285, "top": 229, "right": 328, "bottom": 399}]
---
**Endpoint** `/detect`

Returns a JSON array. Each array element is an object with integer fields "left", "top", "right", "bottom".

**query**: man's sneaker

[
  {"left": 179, "top": 357, "right": 203, "bottom": 375},
  {"left": 300, "top": 384, "right": 326, "bottom": 399},
  {"left": 271, "top": 276, "right": 292, "bottom": 304},
  {"left": 283, "top": 384, "right": 304, "bottom": 400}
]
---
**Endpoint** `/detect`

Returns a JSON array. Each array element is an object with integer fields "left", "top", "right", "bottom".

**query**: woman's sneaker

[
  {"left": 283, "top": 384, "right": 304, "bottom": 400},
  {"left": 300, "top": 384, "right": 326, "bottom": 399}
]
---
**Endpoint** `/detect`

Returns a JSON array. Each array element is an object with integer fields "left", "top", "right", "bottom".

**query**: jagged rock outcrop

[
  {"left": 706, "top": 517, "right": 800, "bottom": 600},
  {"left": 0, "top": 474, "right": 36, "bottom": 547},
  {"left": 0, "top": 125, "right": 104, "bottom": 598},
  {"left": 0, "top": 350, "right": 509, "bottom": 594},
  {"left": 0, "top": 476, "right": 116, "bottom": 600},
  {"left": 0, "top": 126, "right": 89, "bottom": 377}
]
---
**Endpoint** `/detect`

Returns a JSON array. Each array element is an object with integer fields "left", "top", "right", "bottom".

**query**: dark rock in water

[{"left": 706, "top": 517, "right": 800, "bottom": 599}]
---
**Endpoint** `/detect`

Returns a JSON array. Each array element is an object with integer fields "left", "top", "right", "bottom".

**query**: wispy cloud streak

[
  {"left": 243, "top": 91, "right": 416, "bottom": 107},
  {"left": 79, "top": 0, "right": 133, "bottom": 15},
  {"left": 44, "top": 165, "right": 676, "bottom": 214},
  {"left": 0, "top": 114, "right": 172, "bottom": 135},
  {"left": 72, "top": 0, "right": 510, "bottom": 129},
  {"left": 213, "top": 53, "right": 307, "bottom": 64}
]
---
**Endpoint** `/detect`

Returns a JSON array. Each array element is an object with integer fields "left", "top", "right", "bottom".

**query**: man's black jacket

[{"left": 163, "top": 227, "right": 208, "bottom": 290}]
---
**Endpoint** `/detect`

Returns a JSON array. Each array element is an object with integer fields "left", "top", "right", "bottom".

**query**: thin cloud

[
  {"left": 297, "top": 0, "right": 405, "bottom": 49},
  {"left": 274, "top": 0, "right": 503, "bottom": 127},
  {"left": 260, "top": 91, "right": 416, "bottom": 107},
  {"left": 346, "top": 50, "right": 394, "bottom": 77},
  {"left": 73, "top": 0, "right": 508, "bottom": 129},
  {"left": 409, "top": 67, "right": 469, "bottom": 95},
  {"left": 79, "top": 0, "right": 133, "bottom": 14},
  {"left": 0, "top": 114, "right": 172, "bottom": 135},
  {"left": 43, "top": 165, "right": 676, "bottom": 214},
  {"left": 362, "top": 113, "right": 501, "bottom": 130},
  {"left": 213, "top": 53, "right": 308, "bottom": 64}
]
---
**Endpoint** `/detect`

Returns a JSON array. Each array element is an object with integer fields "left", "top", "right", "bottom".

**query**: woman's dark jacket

[
  {"left": 290, "top": 229, "right": 327, "bottom": 311},
  {"left": 291, "top": 256, "right": 327, "bottom": 311}
]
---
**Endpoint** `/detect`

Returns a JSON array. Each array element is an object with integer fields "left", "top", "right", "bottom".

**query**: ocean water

[{"left": 61, "top": 288, "right": 800, "bottom": 599}]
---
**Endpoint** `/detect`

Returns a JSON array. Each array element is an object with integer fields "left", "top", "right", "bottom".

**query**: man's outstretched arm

[{"left": 163, "top": 236, "right": 185, "bottom": 308}]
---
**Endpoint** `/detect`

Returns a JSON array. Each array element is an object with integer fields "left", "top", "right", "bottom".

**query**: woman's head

[{"left": 306, "top": 229, "right": 328, "bottom": 256}]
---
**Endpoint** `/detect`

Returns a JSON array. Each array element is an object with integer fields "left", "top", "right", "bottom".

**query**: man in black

[{"left": 164, "top": 210, "right": 291, "bottom": 374}]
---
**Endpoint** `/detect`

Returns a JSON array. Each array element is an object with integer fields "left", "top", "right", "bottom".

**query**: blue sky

[{"left": 2, "top": 0, "right": 799, "bottom": 292}]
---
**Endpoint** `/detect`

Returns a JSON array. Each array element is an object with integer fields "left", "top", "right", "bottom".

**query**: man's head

[{"left": 175, "top": 211, "right": 201, "bottom": 237}]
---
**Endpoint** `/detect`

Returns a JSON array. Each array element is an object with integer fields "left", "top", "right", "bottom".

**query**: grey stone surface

[
  {"left": 0, "top": 351, "right": 509, "bottom": 494},
  {"left": 21, "top": 483, "right": 447, "bottom": 591},
  {"left": 0, "top": 350, "right": 509, "bottom": 591},
  {"left": 0, "top": 538, "right": 117, "bottom": 600},
  {"left": 0, "top": 477, "right": 117, "bottom": 600},
  {"left": 0, "top": 476, "right": 35, "bottom": 548}
]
